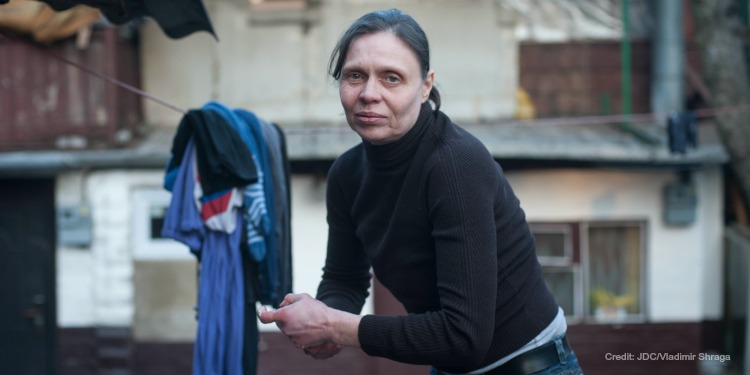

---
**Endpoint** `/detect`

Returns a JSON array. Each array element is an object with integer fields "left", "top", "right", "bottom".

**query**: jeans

[
  {"left": 528, "top": 342, "right": 583, "bottom": 375},
  {"left": 430, "top": 336, "right": 584, "bottom": 375}
]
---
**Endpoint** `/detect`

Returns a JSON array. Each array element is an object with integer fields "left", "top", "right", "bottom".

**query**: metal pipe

[
  {"left": 651, "top": 0, "right": 685, "bottom": 122},
  {"left": 621, "top": 0, "right": 632, "bottom": 117}
]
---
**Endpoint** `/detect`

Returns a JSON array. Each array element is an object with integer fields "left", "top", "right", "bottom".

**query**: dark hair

[{"left": 328, "top": 8, "right": 441, "bottom": 111}]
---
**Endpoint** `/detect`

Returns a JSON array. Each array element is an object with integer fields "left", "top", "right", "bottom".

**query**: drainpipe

[
  {"left": 619, "top": 0, "right": 661, "bottom": 145},
  {"left": 621, "top": 0, "right": 632, "bottom": 118},
  {"left": 651, "top": 0, "right": 684, "bottom": 123}
]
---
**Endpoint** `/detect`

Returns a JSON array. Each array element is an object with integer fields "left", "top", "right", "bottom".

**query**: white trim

[
  {"left": 531, "top": 223, "right": 573, "bottom": 266},
  {"left": 131, "top": 188, "right": 193, "bottom": 260}
]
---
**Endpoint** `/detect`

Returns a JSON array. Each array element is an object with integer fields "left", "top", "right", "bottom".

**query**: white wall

[
  {"left": 56, "top": 172, "right": 96, "bottom": 327},
  {"left": 698, "top": 167, "right": 724, "bottom": 321},
  {"left": 57, "top": 171, "right": 173, "bottom": 327},
  {"left": 57, "top": 166, "right": 724, "bottom": 332},
  {"left": 139, "top": 0, "right": 517, "bottom": 129},
  {"left": 55, "top": 171, "right": 371, "bottom": 337},
  {"left": 508, "top": 167, "right": 724, "bottom": 322}
]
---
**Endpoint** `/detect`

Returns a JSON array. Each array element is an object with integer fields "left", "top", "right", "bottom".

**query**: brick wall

[
  {"left": 58, "top": 321, "right": 723, "bottom": 375},
  {"left": 567, "top": 321, "right": 723, "bottom": 375},
  {"left": 519, "top": 37, "right": 705, "bottom": 119},
  {"left": 59, "top": 327, "right": 132, "bottom": 375},
  {"left": 60, "top": 329, "right": 407, "bottom": 375},
  {"left": 519, "top": 40, "right": 653, "bottom": 117}
]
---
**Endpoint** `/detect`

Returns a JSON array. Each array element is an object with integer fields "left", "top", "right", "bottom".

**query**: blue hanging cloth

[
  {"left": 162, "top": 139, "right": 245, "bottom": 375},
  {"left": 161, "top": 101, "right": 292, "bottom": 375}
]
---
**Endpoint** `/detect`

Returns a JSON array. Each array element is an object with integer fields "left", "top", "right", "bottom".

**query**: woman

[{"left": 259, "top": 8, "right": 583, "bottom": 375}]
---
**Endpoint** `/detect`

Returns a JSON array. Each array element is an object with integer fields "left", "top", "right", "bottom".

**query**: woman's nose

[{"left": 359, "top": 77, "right": 381, "bottom": 102}]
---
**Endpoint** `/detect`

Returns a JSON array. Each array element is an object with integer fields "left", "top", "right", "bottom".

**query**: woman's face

[{"left": 339, "top": 32, "right": 434, "bottom": 145}]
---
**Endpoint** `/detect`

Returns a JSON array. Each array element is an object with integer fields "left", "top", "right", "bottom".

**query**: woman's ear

[{"left": 422, "top": 70, "right": 435, "bottom": 102}]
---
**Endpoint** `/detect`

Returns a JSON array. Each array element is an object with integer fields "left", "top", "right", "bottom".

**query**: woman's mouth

[{"left": 355, "top": 112, "right": 385, "bottom": 124}]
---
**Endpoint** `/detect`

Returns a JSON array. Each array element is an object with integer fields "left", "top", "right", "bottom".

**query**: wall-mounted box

[{"left": 57, "top": 205, "right": 92, "bottom": 247}]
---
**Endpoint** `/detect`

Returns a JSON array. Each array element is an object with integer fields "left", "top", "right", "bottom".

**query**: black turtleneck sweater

[{"left": 316, "top": 103, "right": 558, "bottom": 373}]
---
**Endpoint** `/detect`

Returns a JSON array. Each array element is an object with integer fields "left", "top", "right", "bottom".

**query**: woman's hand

[
  {"left": 258, "top": 293, "right": 330, "bottom": 349},
  {"left": 303, "top": 341, "right": 342, "bottom": 360},
  {"left": 257, "top": 293, "right": 362, "bottom": 351}
]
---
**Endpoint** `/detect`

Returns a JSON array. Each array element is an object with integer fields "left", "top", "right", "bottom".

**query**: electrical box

[
  {"left": 663, "top": 181, "right": 697, "bottom": 226},
  {"left": 57, "top": 205, "right": 93, "bottom": 247}
]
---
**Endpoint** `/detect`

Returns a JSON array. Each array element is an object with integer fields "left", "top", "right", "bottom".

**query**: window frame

[
  {"left": 530, "top": 223, "right": 574, "bottom": 265},
  {"left": 530, "top": 220, "right": 648, "bottom": 324},
  {"left": 247, "top": 0, "right": 319, "bottom": 26},
  {"left": 131, "top": 188, "right": 193, "bottom": 261}
]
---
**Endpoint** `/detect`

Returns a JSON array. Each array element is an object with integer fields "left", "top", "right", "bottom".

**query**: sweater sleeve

[
  {"left": 358, "top": 141, "right": 500, "bottom": 370},
  {"left": 315, "top": 158, "right": 372, "bottom": 314}
]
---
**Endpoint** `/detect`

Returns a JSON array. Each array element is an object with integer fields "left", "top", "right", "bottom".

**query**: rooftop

[{"left": 0, "top": 116, "right": 728, "bottom": 176}]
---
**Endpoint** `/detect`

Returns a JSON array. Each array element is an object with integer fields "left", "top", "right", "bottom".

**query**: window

[
  {"left": 531, "top": 221, "right": 646, "bottom": 323},
  {"left": 247, "top": 0, "right": 319, "bottom": 25},
  {"left": 149, "top": 205, "right": 168, "bottom": 240},
  {"left": 249, "top": 0, "right": 308, "bottom": 11},
  {"left": 132, "top": 188, "right": 192, "bottom": 260},
  {"left": 586, "top": 223, "right": 644, "bottom": 321}
]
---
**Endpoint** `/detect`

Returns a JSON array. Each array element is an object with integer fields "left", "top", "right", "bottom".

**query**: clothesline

[
  {"left": 0, "top": 30, "right": 187, "bottom": 115},
  {"left": 4, "top": 29, "right": 750, "bottom": 136}
]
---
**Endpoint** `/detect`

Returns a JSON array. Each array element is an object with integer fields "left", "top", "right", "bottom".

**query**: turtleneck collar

[{"left": 362, "top": 102, "right": 434, "bottom": 169}]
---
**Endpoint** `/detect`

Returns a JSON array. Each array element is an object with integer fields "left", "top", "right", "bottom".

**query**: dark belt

[{"left": 480, "top": 335, "right": 572, "bottom": 375}]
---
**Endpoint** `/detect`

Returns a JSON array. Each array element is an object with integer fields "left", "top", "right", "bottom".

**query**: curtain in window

[{"left": 588, "top": 225, "right": 641, "bottom": 318}]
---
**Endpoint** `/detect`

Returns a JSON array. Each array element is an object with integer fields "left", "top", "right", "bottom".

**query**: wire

[{"left": 0, "top": 29, "right": 187, "bottom": 115}]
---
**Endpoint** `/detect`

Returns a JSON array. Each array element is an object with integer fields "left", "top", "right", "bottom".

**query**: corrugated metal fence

[{"left": 0, "top": 27, "right": 141, "bottom": 151}]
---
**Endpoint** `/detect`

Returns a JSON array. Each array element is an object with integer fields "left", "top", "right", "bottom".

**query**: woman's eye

[{"left": 384, "top": 75, "right": 400, "bottom": 84}]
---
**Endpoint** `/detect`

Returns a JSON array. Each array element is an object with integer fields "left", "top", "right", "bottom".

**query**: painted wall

[
  {"left": 508, "top": 167, "right": 724, "bottom": 322},
  {"left": 139, "top": 0, "right": 517, "bottom": 130},
  {"left": 55, "top": 165, "right": 724, "bottom": 340},
  {"left": 55, "top": 171, "right": 373, "bottom": 337}
]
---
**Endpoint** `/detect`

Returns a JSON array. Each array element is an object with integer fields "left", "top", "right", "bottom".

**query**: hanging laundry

[
  {"left": 202, "top": 101, "right": 271, "bottom": 263},
  {"left": 200, "top": 101, "right": 291, "bottom": 307},
  {"left": 236, "top": 109, "right": 282, "bottom": 306},
  {"left": 164, "top": 109, "right": 258, "bottom": 196},
  {"left": 164, "top": 108, "right": 257, "bottom": 234},
  {"left": 667, "top": 111, "right": 697, "bottom": 154},
  {"left": 161, "top": 139, "right": 245, "bottom": 375},
  {"left": 0, "top": 0, "right": 217, "bottom": 39},
  {"left": 194, "top": 176, "right": 244, "bottom": 234},
  {"left": 259, "top": 121, "right": 294, "bottom": 307},
  {"left": 0, "top": 0, "right": 101, "bottom": 44},
  {"left": 161, "top": 102, "right": 293, "bottom": 375}
]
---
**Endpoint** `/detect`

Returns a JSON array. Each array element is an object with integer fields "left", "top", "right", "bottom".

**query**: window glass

[
  {"left": 132, "top": 188, "right": 191, "bottom": 260},
  {"left": 588, "top": 225, "right": 642, "bottom": 321},
  {"left": 149, "top": 205, "right": 167, "bottom": 240},
  {"left": 532, "top": 224, "right": 579, "bottom": 319},
  {"left": 542, "top": 267, "right": 577, "bottom": 317},
  {"left": 249, "top": 0, "right": 307, "bottom": 10},
  {"left": 535, "top": 231, "right": 567, "bottom": 258}
]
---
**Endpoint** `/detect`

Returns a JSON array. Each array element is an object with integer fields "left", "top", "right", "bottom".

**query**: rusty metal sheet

[{"left": 0, "top": 27, "right": 141, "bottom": 151}]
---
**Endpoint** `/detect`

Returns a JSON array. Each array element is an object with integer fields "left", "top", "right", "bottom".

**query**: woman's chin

[{"left": 354, "top": 127, "right": 389, "bottom": 145}]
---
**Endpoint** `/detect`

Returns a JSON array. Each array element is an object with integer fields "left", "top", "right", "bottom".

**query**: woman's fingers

[
  {"left": 257, "top": 293, "right": 335, "bottom": 350},
  {"left": 256, "top": 305, "right": 277, "bottom": 324},
  {"left": 303, "top": 341, "right": 342, "bottom": 360},
  {"left": 279, "top": 292, "right": 311, "bottom": 308}
]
